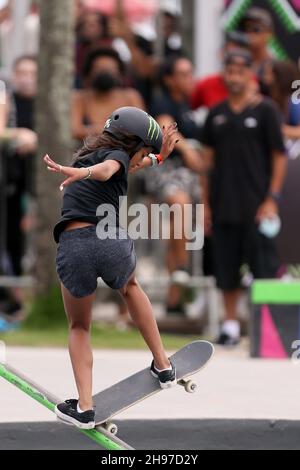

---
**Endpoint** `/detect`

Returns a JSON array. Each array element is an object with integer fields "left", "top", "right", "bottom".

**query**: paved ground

[
  {"left": 0, "top": 345, "right": 299, "bottom": 449},
  {"left": 0, "top": 345, "right": 299, "bottom": 422},
  {"left": 1, "top": 420, "right": 300, "bottom": 450}
]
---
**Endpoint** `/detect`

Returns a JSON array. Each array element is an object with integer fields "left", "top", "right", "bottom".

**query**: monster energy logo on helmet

[
  {"left": 104, "top": 118, "right": 112, "bottom": 129},
  {"left": 147, "top": 116, "right": 161, "bottom": 141}
]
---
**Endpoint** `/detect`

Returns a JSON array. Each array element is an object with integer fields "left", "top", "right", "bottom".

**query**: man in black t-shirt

[{"left": 201, "top": 50, "right": 287, "bottom": 346}]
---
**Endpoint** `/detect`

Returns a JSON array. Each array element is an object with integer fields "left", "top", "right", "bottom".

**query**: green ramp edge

[{"left": 252, "top": 281, "right": 300, "bottom": 304}]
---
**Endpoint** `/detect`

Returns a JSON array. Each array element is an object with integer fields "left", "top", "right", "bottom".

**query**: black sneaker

[
  {"left": 216, "top": 332, "right": 240, "bottom": 347},
  {"left": 150, "top": 360, "right": 177, "bottom": 389},
  {"left": 55, "top": 399, "right": 95, "bottom": 429}
]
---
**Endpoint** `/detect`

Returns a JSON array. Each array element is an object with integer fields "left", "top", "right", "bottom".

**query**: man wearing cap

[
  {"left": 238, "top": 7, "right": 274, "bottom": 92},
  {"left": 191, "top": 31, "right": 256, "bottom": 280},
  {"left": 191, "top": 31, "right": 251, "bottom": 111},
  {"left": 201, "top": 50, "right": 287, "bottom": 346}
]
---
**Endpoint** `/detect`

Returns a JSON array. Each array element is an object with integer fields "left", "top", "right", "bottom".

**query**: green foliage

[
  {"left": 0, "top": 324, "right": 202, "bottom": 350},
  {"left": 24, "top": 285, "right": 67, "bottom": 329}
]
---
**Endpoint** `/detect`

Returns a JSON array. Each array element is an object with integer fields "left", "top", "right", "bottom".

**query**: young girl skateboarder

[{"left": 44, "top": 107, "right": 179, "bottom": 429}]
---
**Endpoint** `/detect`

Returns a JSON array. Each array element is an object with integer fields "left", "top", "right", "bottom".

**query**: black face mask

[
  {"left": 91, "top": 72, "right": 121, "bottom": 92},
  {"left": 79, "top": 36, "right": 93, "bottom": 46}
]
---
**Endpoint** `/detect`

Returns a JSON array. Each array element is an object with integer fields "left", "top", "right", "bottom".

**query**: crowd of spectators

[{"left": 0, "top": 1, "right": 299, "bottom": 344}]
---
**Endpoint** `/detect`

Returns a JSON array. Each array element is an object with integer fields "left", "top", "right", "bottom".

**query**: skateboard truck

[
  {"left": 178, "top": 378, "right": 198, "bottom": 393},
  {"left": 103, "top": 421, "right": 118, "bottom": 435}
]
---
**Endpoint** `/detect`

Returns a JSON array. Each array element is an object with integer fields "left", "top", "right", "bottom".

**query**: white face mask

[{"left": 259, "top": 215, "right": 281, "bottom": 238}]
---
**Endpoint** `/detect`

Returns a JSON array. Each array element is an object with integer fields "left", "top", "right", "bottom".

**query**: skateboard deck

[{"left": 93, "top": 340, "right": 214, "bottom": 426}]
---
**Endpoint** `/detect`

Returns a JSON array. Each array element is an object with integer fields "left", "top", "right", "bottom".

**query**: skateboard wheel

[
  {"left": 184, "top": 380, "right": 197, "bottom": 393},
  {"left": 105, "top": 422, "right": 118, "bottom": 435}
]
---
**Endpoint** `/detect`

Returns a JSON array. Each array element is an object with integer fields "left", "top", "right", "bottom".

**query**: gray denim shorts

[{"left": 56, "top": 225, "right": 137, "bottom": 298}]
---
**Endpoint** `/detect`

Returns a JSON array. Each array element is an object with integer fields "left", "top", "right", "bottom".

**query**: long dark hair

[
  {"left": 73, "top": 131, "right": 142, "bottom": 164},
  {"left": 270, "top": 60, "right": 299, "bottom": 117}
]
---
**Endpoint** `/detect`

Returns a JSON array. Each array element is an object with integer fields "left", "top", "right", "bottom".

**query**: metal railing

[{"left": 0, "top": 274, "right": 220, "bottom": 338}]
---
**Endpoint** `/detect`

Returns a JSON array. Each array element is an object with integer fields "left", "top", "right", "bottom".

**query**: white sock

[
  {"left": 221, "top": 320, "right": 240, "bottom": 339},
  {"left": 155, "top": 363, "right": 172, "bottom": 372},
  {"left": 77, "top": 403, "right": 85, "bottom": 414}
]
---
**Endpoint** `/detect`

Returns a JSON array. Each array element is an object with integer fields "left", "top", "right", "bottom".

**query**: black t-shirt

[
  {"left": 53, "top": 148, "right": 130, "bottom": 243},
  {"left": 14, "top": 93, "right": 35, "bottom": 129},
  {"left": 5, "top": 93, "right": 35, "bottom": 196},
  {"left": 201, "top": 98, "right": 285, "bottom": 224},
  {"left": 150, "top": 91, "right": 200, "bottom": 165}
]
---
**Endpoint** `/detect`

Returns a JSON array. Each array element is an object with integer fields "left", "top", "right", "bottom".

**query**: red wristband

[{"left": 156, "top": 154, "right": 163, "bottom": 165}]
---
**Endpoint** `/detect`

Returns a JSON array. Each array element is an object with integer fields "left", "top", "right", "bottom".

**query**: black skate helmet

[{"left": 103, "top": 106, "right": 163, "bottom": 154}]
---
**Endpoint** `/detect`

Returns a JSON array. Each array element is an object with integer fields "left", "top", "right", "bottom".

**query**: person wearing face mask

[
  {"left": 0, "top": 56, "right": 37, "bottom": 322},
  {"left": 72, "top": 47, "right": 145, "bottom": 141},
  {"left": 75, "top": 10, "right": 112, "bottom": 88}
]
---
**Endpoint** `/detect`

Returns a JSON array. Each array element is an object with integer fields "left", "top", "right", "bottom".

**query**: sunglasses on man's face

[{"left": 244, "top": 24, "right": 266, "bottom": 34}]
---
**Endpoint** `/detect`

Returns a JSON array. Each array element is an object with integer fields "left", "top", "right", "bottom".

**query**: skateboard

[{"left": 93, "top": 340, "right": 214, "bottom": 435}]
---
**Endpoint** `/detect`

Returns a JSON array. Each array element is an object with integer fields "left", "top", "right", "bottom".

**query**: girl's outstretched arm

[{"left": 44, "top": 154, "right": 121, "bottom": 190}]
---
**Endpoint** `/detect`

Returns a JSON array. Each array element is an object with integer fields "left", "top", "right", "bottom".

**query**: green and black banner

[{"left": 222, "top": 0, "right": 300, "bottom": 62}]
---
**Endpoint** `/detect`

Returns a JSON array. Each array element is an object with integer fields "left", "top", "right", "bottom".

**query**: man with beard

[{"left": 201, "top": 50, "right": 287, "bottom": 346}]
